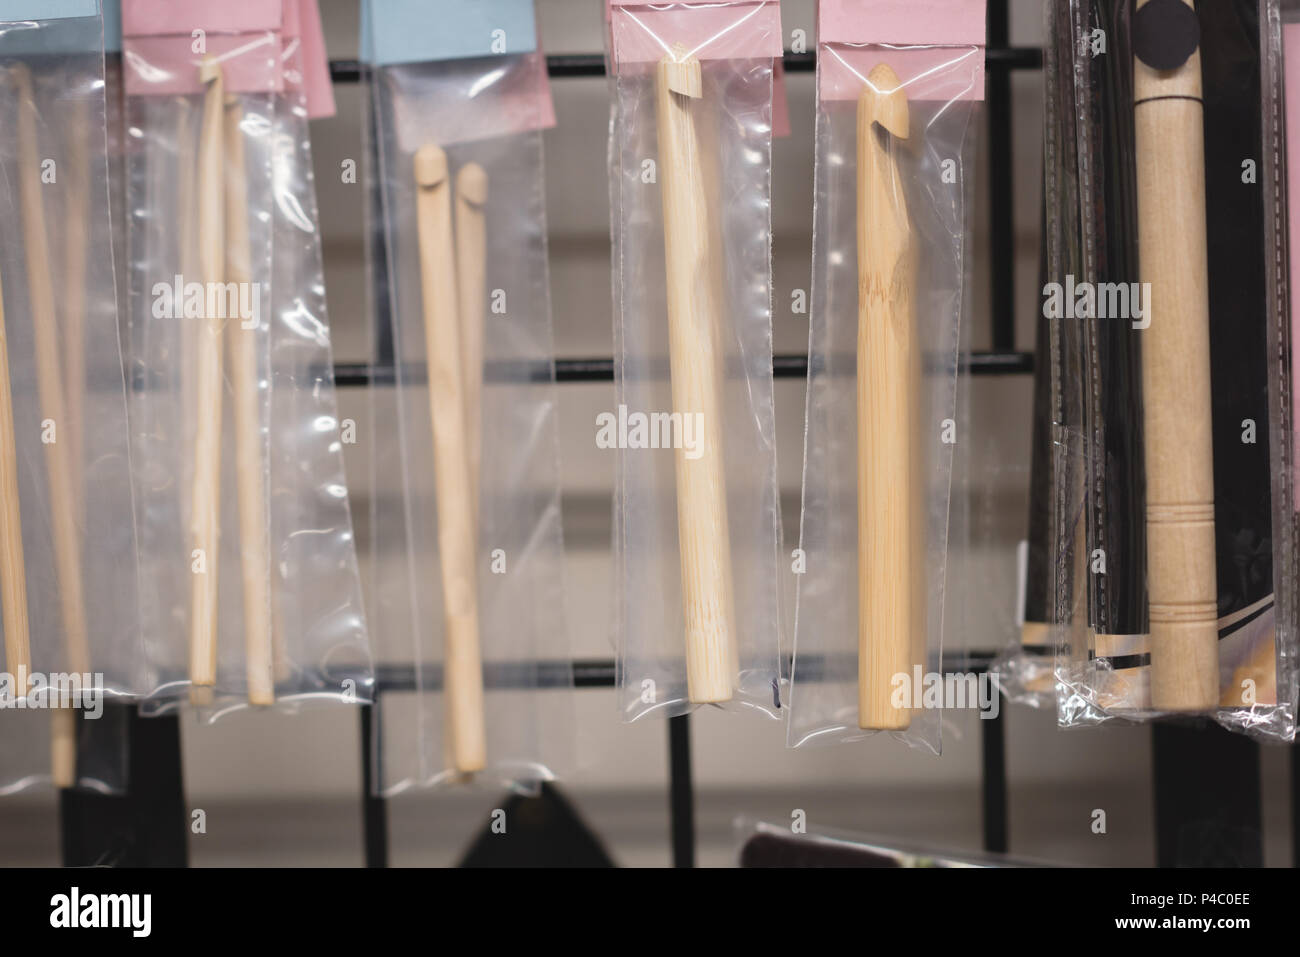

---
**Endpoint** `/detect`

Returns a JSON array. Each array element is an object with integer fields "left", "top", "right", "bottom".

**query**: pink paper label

[
  {"left": 819, "top": 43, "right": 984, "bottom": 102},
  {"left": 817, "top": 0, "right": 986, "bottom": 102},
  {"left": 295, "top": 0, "right": 335, "bottom": 118},
  {"left": 608, "top": 1, "right": 783, "bottom": 68},
  {"left": 123, "top": 0, "right": 283, "bottom": 36},
  {"left": 124, "top": 32, "right": 283, "bottom": 96},
  {"left": 818, "top": 0, "right": 987, "bottom": 46}
]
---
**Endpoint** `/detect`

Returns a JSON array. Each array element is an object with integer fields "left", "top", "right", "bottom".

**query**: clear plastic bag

[
  {"left": 995, "top": 0, "right": 1069, "bottom": 705},
  {"left": 788, "top": 13, "right": 985, "bottom": 753},
  {"left": 123, "top": 1, "right": 371, "bottom": 717},
  {"left": 0, "top": 6, "right": 137, "bottom": 793},
  {"left": 364, "top": 0, "right": 573, "bottom": 791},
  {"left": 606, "top": 0, "right": 785, "bottom": 722},
  {"left": 1048, "top": 0, "right": 1296, "bottom": 739}
]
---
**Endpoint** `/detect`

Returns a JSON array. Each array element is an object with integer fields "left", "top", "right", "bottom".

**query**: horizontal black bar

[
  {"left": 331, "top": 351, "right": 1032, "bottom": 387},
  {"left": 328, "top": 48, "right": 1041, "bottom": 85},
  {"left": 364, "top": 651, "right": 996, "bottom": 694}
]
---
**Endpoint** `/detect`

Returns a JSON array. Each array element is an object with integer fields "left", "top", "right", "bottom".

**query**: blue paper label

[
  {"left": 0, "top": 0, "right": 100, "bottom": 55},
  {"left": 361, "top": 0, "right": 539, "bottom": 66},
  {"left": 103, "top": 0, "right": 120, "bottom": 52}
]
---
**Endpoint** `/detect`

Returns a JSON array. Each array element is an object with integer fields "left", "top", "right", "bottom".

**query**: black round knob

[{"left": 1133, "top": 0, "right": 1201, "bottom": 72}]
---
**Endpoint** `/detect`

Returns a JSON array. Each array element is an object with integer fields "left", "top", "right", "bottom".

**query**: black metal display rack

[{"left": 55, "top": 2, "right": 1279, "bottom": 869}]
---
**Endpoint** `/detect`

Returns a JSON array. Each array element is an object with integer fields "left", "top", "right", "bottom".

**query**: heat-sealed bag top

[
  {"left": 0, "top": 1, "right": 138, "bottom": 793},
  {"left": 789, "top": 0, "right": 986, "bottom": 754},
  {"left": 1048, "top": 0, "right": 1295, "bottom": 739},
  {"left": 364, "top": 0, "right": 573, "bottom": 791},
  {"left": 124, "top": 0, "right": 372, "bottom": 717},
  {"left": 606, "top": 0, "right": 785, "bottom": 722}
]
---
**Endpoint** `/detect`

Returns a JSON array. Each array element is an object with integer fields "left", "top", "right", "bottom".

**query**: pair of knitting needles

[
  {"left": 413, "top": 144, "right": 489, "bottom": 774},
  {"left": 0, "top": 66, "right": 92, "bottom": 785},
  {"left": 187, "top": 59, "right": 274, "bottom": 707}
]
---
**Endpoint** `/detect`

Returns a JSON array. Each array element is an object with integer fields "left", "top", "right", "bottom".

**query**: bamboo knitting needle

[
  {"left": 454, "top": 163, "right": 487, "bottom": 528},
  {"left": 857, "top": 64, "right": 920, "bottom": 731},
  {"left": 1133, "top": 0, "right": 1219, "bottom": 710},
  {"left": 656, "top": 47, "right": 737, "bottom": 704},
  {"left": 15, "top": 65, "right": 90, "bottom": 784},
  {"left": 223, "top": 95, "right": 275, "bottom": 707},
  {"left": 52, "top": 95, "right": 91, "bottom": 784},
  {"left": 0, "top": 264, "right": 31, "bottom": 692},
  {"left": 415, "top": 144, "right": 486, "bottom": 774},
  {"left": 60, "top": 94, "right": 89, "bottom": 526},
  {"left": 190, "top": 58, "right": 226, "bottom": 703}
]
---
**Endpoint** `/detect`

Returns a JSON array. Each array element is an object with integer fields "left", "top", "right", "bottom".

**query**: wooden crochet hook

[
  {"left": 224, "top": 95, "right": 275, "bottom": 706},
  {"left": 16, "top": 66, "right": 90, "bottom": 784},
  {"left": 455, "top": 162, "right": 487, "bottom": 528},
  {"left": 415, "top": 144, "right": 486, "bottom": 774},
  {"left": 656, "top": 47, "right": 737, "bottom": 703},
  {"left": 856, "top": 64, "right": 920, "bottom": 731},
  {"left": 1133, "top": 0, "right": 1219, "bottom": 710},
  {"left": 190, "top": 58, "right": 226, "bottom": 703},
  {"left": 0, "top": 264, "right": 31, "bottom": 692}
]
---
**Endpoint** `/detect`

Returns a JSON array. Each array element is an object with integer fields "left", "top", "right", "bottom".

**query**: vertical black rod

[
  {"left": 360, "top": 701, "right": 389, "bottom": 867},
  {"left": 987, "top": 0, "right": 1015, "bottom": 351},
  {"left": 1152, "top": 721, "right": 1262, "bottom": 867},
  {"left": 667, "top": 713, "right": 695, "bottom": 868},
  {"left": 127, "top": 710, "right": 189, "bottom": 867},
  {"left": 62, "top": 704, "right": 187, "bottom": 867},
  {"left": 980, "top": 706, "right": 1008, "bottom": 854}
]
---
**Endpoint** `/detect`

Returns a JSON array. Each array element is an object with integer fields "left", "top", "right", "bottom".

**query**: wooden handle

[
  {"left": 656, "top": 48, "right": 738, "bottom": 704},
  {"left": 1133, "top": 0, "right": 1220, "bottom": 711},
  {"left": 0, "top": 265, "right": 31, "bottom": 687},
  {"left": 189, "top": 59, "right": 225, "bottom": 698},
  {"left": 454, "top": 163, "right": 487, "bottom": 529},
  {"left": 856, "top": 64, "right": 921, "bottom": 730},
  {"left": 223, "top": 96, "right": 275, "bottom": 707},
  {"left": 415, "top": 144, "right": 486, "bottom": 774}
]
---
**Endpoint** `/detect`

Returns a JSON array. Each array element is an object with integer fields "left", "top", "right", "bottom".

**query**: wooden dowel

[
  {"left": 60, "top": 94, "right": 89, "bottom": 528},
  {"left": 414, "top": 144, "right": 486, "bottom": 774},
  {"left": 189, "top": 58, "right": 225, "bottom": 702},
  {"left": 56, "top": 93, "right": 92, "bottom": 790},
  {"left": 15, "top": 65, "right": 89, "bottom": 785},
  {"left": 223, "top": 96, "right": 275, "bottom": 707},
  {"left": 655, "top": 47, "right": 737, "bottom": 704},
  {"left": 0, "top": 264, "right": 31, "bottom": 688},
  {"left": 856, "top": 64, "right": 920, "bottom": 731},
  {"left": 454, "top": 163, "right": 487, "bottom": 529},
  {"left": 1133, "top": 0, "right": 1220, "bottom": 711}
]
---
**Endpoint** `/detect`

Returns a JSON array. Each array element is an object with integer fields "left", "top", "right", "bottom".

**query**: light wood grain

[
  {"left": 655, "top": 48, "right": 737, "bottom": 704},
  {"left": 455, "top": 163, "right": 487, "bottom": 531},
  {"left": 60, "top": 94, "right": 89, "bottom": 528},
  {"left": 415, "top": 144, "right": 486, "bottom": 774},
  {"left": 189, "top": 59, "right": 225, "bottom": 697},
  {"left": 16, "top": 66, "right": 89, "bottom": 786},
  {"left": 223, "top": 96, "right": 275, "bottom": 707},
  {"left": 1133, "top": 0, "right": 1220, "bottom": 711},
  {"left": 856, "top": 64, "right": 920, "bottom": 731}
]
